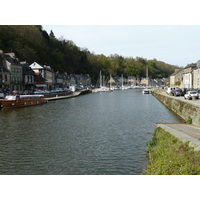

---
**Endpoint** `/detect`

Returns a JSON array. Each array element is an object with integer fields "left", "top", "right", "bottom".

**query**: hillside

[{"left": 0, "top": 25, "right": 179, "bottom": 83}]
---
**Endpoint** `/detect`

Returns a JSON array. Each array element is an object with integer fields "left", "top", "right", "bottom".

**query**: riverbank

[
  {"left": 144, "top": 89, "right": 200, "bottom": 174},
  {"left": 152, "top": 89, "right": 200, "bottom": 126},
  {"left": 144, "top": 126, "right": 200, "bottom": 175}
]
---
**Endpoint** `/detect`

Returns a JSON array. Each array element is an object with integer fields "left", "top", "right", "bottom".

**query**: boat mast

[
  {"left": 122, "top": 74, "right": 123, "bottom": 89},
  {"left": 110, "top": 74, "right": 111, "bottom": 89},
  {"left": 146, "top": 67, "right": 148, "bottom": 88},
  {"left": 100, "top": 71, "right": 102, "bottom": 87}
]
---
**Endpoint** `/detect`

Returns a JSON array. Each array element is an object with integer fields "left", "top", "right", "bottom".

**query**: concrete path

[
  {"left": 157, "top": 123, "right": 200, "bottom": 151},
  {"left": 156, "top": 89, "right": 200, "bottom": 107},
  {"left": 46, "top": 92, "right": 81, "bottom": 101}
]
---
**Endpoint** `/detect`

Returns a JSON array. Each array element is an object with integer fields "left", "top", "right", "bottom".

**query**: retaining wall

[{"left": 153, "top": 91, "right": 200, "bottom": 126}]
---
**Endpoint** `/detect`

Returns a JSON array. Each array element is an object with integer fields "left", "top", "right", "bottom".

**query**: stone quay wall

[{"left": 153, "top": 91, "right": 200, "bottom": 126}]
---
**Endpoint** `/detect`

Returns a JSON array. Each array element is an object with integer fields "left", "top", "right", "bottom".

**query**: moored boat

[
  {"left": 0, "top": 94, "right": 47, "bottom": 109},
  {"left": 142, "top": 88, "right": 151, "bottom": 94}
]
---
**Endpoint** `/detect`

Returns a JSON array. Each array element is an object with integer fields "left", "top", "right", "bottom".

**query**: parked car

[
  {"left": 196, "top": 89, "right": 200, "bottom": 94},
  {"left": 184, "top": 91, "right": 199, "bottom": 100},
  {"left": 23, "top": 90, "right": 34, "bottom": 95},
  {"left": 171, "top": 89, "right": 182, "bottom": 96},
  {"left": 34, "top": 90, "right": 45, "bottom": 94},
  {"left": 166, "top": 87, "right": 176, "bottom": 95}
]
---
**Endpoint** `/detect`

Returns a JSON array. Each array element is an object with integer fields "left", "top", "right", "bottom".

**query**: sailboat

[
  {"left": 92, "top": 71, "right": 111, "bottom": 93},
  {"left": 142, "top": 67, "right": 151, "bottom": 94},
  {"left": 109, "top": 74, "right": 114, "bottom": 92},
  {"left": 121, "top": 74, "right": 125, "bottom": 90}
]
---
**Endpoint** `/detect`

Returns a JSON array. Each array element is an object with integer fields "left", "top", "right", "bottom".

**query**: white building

[
  {"left": 193, "top": 61, "right": 200, "bottom": 89},
  {"left": 30, "top": 62, "right": 55, "bottom": 90}
]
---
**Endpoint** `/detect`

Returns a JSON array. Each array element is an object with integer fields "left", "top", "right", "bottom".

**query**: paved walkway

[
  {"left": 157, "top": 123, "right": 200, "bottom": 151},
  {"left": 155, "top": 89, "right": 200, "bottom": 107},
  {"left": 46, "top": 92, "right": 81, "bottom": 101}
]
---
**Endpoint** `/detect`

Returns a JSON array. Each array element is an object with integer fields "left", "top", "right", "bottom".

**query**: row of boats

[{"left": 92, "top": 85, "right": 147, "bottom": 93}]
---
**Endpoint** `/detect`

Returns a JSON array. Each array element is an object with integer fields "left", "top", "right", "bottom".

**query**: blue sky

[{"left": 43, "top": 25, "right": 200, "bottom": 67}]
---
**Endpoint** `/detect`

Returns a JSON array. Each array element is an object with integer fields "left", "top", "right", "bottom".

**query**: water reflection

[{"left": 0, "top": 89, "right": 180, "bottom": 174}]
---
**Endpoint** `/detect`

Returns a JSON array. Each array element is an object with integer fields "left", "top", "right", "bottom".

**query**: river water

[{"left": 0, "top": 89, "right": 180, "bottom": 175}]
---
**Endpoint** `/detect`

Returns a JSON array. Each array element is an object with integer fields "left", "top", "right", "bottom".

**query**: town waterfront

[{"left": 0, "top": 89, "right": 181, "bottom": 175}]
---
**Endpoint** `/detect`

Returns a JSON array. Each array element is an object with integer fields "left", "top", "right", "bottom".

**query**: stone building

[
  {"left": 0, "top": 50, "right": 10, "bottom": 92},
  {"left": 170, "top": 68, "right": 184, "bottom": 87},
  {"left": 29, "top": 62, "right": 55, "bottom": 90},
  {"left": 182, "top": 63, "right": 196, "bottom": 89},
  {"left": 193, "top": 60, "right": 200, "bottom": 89},
  {"left": 20, "top": 61, "right": 35, "bottom": 91},
  {"left": 4, "top": 52, "right": 23, "bottom": 91}
]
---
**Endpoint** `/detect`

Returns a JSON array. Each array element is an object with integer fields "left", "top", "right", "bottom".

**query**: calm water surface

[{"left": 0, "top": 89, "right": 180, "bottom": 174}]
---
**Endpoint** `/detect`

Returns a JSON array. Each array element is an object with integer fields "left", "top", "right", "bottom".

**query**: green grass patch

[
  {"left": 144, "top": 127, "right": 200, "bottom": 175},
  {"left": 186, "top": 117, "right": 192, "bottom": 124}
]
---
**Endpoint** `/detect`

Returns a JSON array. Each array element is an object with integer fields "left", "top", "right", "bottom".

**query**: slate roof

[
  {"left": 185, "top": 63, "right": 197, "bottom": 69},
  {"left": 34, "top": 74, "right": 47, "bottom": 83},
  {"left": 21, "top": 62, "right": 35, "bottom": 75},
  {"left": 4, "top": 54, "right": 19, "bottom": 65},
  {"left": 0, "top": 55, "right": 10, "bottom": 73},
  {"left": 170, "top": 68, "right": 183, "bottom": 76}
]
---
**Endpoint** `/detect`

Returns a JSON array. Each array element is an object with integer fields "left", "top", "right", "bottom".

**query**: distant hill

[{"left": 0, "top": 25, "right": 179, "bottom": 83}]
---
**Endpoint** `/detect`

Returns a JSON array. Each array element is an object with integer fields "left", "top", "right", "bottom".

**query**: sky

[{"left": 43, "top": 25, "right": 200, "bottom": 67}]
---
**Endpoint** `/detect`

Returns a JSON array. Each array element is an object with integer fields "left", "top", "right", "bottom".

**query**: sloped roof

[
  {"left": 170, "top": 68, "right": 183, "bottom": 76},
  {"left": 4, "top": 54, "right": 19, "bottom": 65},
  {"left": 21, "top": 62, "right": 35, "bottom": 75},
  {"left": 185, "top": 63, "right": 196, "bottom": 69},
  {"left": 29, "top": 62, "right": 43, "bottom": 69},
  {"left": 34, "top": 74, "right": 47, "bottom": 83},
  {"left": 0, "top": 56, "right": 10, "bottom": 72}
]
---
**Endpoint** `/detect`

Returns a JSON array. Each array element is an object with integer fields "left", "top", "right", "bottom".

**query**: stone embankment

[
  {"left": 144, "top": 89, "right": 200, "bottom": 174},
  {"left": 153, "top": 89, "right": 200, "bottom": 126}
]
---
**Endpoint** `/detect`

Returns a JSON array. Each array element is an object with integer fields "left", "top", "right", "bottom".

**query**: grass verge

[{"left": 143, "top": 127, "right": 200, "bottom": 175}]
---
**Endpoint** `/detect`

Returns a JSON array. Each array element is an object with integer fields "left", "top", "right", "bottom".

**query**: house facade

[
  {"left": 128, "top": 76, "right": 136, "bottom": 85},
  {"left": 170, "top": 68, "right": 184, "bottom": 87},
  {"left": 0, "top": 51, "right": 10, "bottom": 92},
  {"left": 29, "top": 62, "right": 55, "bottom": 90},
  {"left": 193, "top": 60, "right": 200, "bottom": 89},
  {"left": 169, "top": 61, "right": 200, "bottom": 89},
  {"left": 20, "top": 61, "right": 35, "bottom": 91},
  {"left": 182, "top": 63, "right": 196, "bottom": 89},
  {"left": 4, "top": 53, "right": 23, "bottom": 91}
]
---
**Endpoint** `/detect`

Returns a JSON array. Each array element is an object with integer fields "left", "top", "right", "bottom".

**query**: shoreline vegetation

[{"left": 143, "top": 127, "right": 200, "bottom": 175}]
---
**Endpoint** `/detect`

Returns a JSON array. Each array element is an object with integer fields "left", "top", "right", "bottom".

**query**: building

[
  {"left": 20, "top": 61, "right": 35, "bottom": 91},
  {"left": 29, "top": 62, "right": 55, "bottom": 90},
  {"left": 74, "top": 74, "right": 91, "bottom": 87},
  {"left": 170, "top": 68, "right": 184, "bottom": 87},
  {"left": 182, "top": 63, "right": 196, "bottom": 89},
  {"left": 4, "top": 52, "right": 23, "bottom": 91},
  {"left": 0, "top": 50, "right": 10, "bottom": 93},
  {"left": 193, "top": 60, "right": 200, "bottom": 89},
  {"left": 55, "top": 73, "right": 67, "bottom": 88},
  {"left": 127, "top": 76, "right": 136, "bottom": 85}
]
